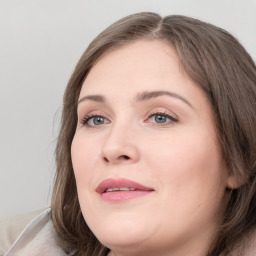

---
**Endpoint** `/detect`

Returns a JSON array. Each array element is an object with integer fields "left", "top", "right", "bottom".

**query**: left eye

[{"left": 147, "top": 113, "right": 177, "bottom": 124}]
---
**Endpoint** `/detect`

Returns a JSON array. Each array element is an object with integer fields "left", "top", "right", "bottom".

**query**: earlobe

[{"left": 226, "top": 174, "right": 241, "bottom": 190}]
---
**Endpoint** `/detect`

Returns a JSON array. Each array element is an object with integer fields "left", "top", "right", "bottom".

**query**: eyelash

[
  {"left": 145, "top": 111, "right": 178, "bottom": 126},
  {"left": 80, "top": 111, "right": 178, "bottom": 128},
  {"left": 81, "top": 114, "right": 109, "bottom": 127}
]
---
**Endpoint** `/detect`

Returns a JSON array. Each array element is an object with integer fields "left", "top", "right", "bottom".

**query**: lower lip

[{"left": 100, "top": 190, "right": 153, "bottom": 202}]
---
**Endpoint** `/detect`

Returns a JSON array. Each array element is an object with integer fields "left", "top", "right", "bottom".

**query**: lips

[{"left": 96, "top": 178, "right": 154, "bottom": 202}]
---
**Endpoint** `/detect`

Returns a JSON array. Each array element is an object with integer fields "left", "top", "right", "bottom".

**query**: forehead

[{"left": 80, "top": 40, "right": 194, "bottom": 95}]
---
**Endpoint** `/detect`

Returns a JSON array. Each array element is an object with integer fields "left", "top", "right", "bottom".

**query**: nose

[{"left": 101, "top": 124, "right": 140, "bottom": 165}]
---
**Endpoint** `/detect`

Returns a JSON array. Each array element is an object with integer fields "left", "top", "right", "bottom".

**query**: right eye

[{"left": 81, "top": 115, "right": 110, "bottom": 127}]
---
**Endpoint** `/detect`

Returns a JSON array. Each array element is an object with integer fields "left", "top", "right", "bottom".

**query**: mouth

[{"left": 96, "top": 178, "right": 154, "bottom": 202}]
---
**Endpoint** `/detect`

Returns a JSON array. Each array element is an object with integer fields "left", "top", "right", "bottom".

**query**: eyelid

[
  {"left": 81, "top": 114, "right": 111, "bottom": 127},
  {"left": 78, "top": 109, "right": 111, "bottom": 127},
  {"left": 144, "top": 109, "right": 179, "bottom": 126}
]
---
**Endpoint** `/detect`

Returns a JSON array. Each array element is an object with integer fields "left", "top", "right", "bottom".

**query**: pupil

[
  {"left": 155, "top": 115, "right": 166, "bottom": 123},
  {"left": 94, "top": 117, "right": 104, "bottom": 125}
]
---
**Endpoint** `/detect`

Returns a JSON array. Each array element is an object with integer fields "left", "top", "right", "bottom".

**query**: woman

[{"left": 5, "top": 12, "right": 256, "bottom": 256}]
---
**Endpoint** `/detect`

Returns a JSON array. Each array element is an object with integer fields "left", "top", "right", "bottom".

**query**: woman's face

[{"left": 71, "top": 40, "right": 234, "bottom": 255}]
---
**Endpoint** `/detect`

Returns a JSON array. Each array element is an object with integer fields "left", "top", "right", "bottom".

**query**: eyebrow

[
  {"left": 135, "top": 90, "right": 192, "bottom": 108},
  {"left": 78, "top": 90, "right": 193, "bottom": 108},
  {"left": 78, "top": 95, "right": 105, "bottom": 104}
]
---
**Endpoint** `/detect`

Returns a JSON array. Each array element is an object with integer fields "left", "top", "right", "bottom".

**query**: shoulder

[
  {"left": 0, "top": 208, "right": 43, "bottom": 255},
  {"left": 3, "top": 208, "right": 68, "bottom": 256},
  {"left": 231, "top": 229, "right": 256, "bottom": 256}
]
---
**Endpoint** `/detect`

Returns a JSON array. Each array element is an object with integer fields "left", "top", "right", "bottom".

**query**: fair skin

[{"left": 71, "top": 40, "right": 235, "bottom": 256}]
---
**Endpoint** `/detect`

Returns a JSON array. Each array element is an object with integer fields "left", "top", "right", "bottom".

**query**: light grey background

[{"left": 0, "top": 0, "right": 256, "bottom": 217}]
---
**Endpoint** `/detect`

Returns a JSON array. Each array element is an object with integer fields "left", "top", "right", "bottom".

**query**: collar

[{"left": 4, "top": 208, "right": 68, "bottom": 256}]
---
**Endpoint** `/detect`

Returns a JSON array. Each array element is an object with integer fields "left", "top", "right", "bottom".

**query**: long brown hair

[{"left": 51, "top": 12, "right": 256, "bottom": 256}]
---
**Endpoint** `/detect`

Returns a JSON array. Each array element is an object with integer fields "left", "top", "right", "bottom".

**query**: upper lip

[{"left": 96, "top": 178, "right": 154, "bottom": 194}]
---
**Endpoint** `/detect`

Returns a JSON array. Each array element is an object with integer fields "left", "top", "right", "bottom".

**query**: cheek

[
  {"left": 71, "top": 134, "right": 100, "bottom": 188},
  {"left": 144, "top": 133, "right": 226, "bottom": 232},
  {"left": 146, "top": 130, "right": 225, "bottom": 199},
  {"left": 71, "top": 133, "right": 104, "bottom": 221}
]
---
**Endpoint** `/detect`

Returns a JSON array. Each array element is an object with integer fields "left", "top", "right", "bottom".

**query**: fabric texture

[
  {"left": 0, "top": 209, "right": 44, "bottom": 256},
  {"left": 3, "top": 208, "right": 68, "bottom": 256}
]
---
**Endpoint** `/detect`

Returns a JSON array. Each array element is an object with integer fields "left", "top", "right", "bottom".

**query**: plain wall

[{"left": 0, "top": 0, "right": 256, "bottom": 217}]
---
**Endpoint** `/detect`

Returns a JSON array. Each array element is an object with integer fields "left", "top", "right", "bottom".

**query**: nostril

[
  {"left": 103, "top": 157, "right": 109, "bottom": 163},
  {"left": 122, "top": 155, "right": 130, "bottom": 160},
  {"left": 102, "top": 154, "right": 131, "bottom": 163}
]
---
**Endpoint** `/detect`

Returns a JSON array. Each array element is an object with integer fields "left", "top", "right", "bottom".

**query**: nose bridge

[{"left": 101, "top": 119, "right": 139, "bottom": 164}]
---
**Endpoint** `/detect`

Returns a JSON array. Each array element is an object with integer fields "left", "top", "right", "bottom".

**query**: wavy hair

[{"left": 51, "top": 12, "right": 256, "bottom": 256}]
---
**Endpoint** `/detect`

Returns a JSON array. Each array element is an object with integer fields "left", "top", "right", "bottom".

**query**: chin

[{"left": 93, "top": 219, "right": 151, "bottom": 248}]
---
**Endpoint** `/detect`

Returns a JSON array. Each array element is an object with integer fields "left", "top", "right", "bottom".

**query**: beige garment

[
  {"left": 230, "top": 230, "right": 256, "bottom": 256},
  {"left": 0, "top": 209, "right": 44, "bottom": 256},
  {"left": 3, "top": 208, "right": 67, "bottom": 256}
]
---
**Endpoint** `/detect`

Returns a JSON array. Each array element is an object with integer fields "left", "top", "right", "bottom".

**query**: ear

[{"left": 226, "top": 173, "right": 241, "bottom": 189}]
